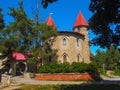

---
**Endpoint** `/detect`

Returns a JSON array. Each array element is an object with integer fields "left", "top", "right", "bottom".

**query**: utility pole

[{"left": 36, "top": 0, "right": 39, "bottom": 25}]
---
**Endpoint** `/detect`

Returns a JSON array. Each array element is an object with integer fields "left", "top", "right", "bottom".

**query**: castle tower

[
  {"left": 73, "top": 12, "right": 90, "bottom": 63},
  {"left": 46, "top": 16, "right": 57, "bottom": 30}
]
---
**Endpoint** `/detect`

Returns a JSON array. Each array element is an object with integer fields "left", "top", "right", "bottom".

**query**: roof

[
  {"left": 8, "top": 52, "right": 27, "bottom": 61},
  {"left": 59, "top": 31, "right": 85, "bottom": 37},
  {"left": 46, "top": 16, "right": 57, "bottom": 29},
  {"left": 73, "top": 12, "right": 88, "bottom": 29}
]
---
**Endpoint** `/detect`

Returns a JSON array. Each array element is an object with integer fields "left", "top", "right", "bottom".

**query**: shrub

[
  {"left": 37, "top": 62, "right": 101, "bottom": 81},
  {"left": 37, "top": 62, "right": 99, "bottom": 74},
  {"left": 37, "top": 63, "right": 59, "bottom": 73},
  {"left": 70, "top": 62, "right": 87, "bottom": 73},
  {"left": 114, "top": 69, "right": 120, "bottom": 76},
  {"left": 59, "top": 62, "right": 70, "bottom": 73},
  {"left": 99, "top": 68, "right": 106, "bottom": 75},
  {"left": 86, "top": 63, "right": 98, "bottom": 74}
]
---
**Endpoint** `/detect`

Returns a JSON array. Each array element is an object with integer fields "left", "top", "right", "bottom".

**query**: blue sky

[{"left": 0, "top": 0, "right": 104, "bottom": 55}]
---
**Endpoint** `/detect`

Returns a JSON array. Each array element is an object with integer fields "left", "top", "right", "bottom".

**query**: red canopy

[{"left": 8, "top": 52, "right": 27, "bottom": 61}]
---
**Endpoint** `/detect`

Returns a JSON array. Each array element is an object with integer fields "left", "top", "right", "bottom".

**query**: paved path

[{"left": 12, "top": 76, "right": 87, "bottom": 85}]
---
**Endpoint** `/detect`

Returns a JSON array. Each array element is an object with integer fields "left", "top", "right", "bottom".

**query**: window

[
  {"left": 62, "top": 53, "right": 69, "bottom": 62},
  {"left": 78, "top": 26, "right": 81, "bottom": 32},
  {"left": 77, "top": 54, "right": 82, "bottom": 62},
  {"left": 63, "top": 55, "right": 67, "bottom": 62},
  {"left": 77, "top": 55, "right": 80, "bottom": 62},
  {"left": 77, "top": 39, "right": 79, "bottom": 46},
  {"left": 63, "top": 38, "right": 66, "bottom": 45}
]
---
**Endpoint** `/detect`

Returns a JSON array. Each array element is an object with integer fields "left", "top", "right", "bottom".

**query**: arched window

[
  {"left": 63, "top": 55, "right": 67, "bottom": 62},
  {"left": 62, "top": 53, "right": 69, "bottom": 62},
  {"left": 77, "top": 54, "right": 82, "bottom": 62},
  {"left": 63, "top": 38, "right": 66, "bottom": 45}
]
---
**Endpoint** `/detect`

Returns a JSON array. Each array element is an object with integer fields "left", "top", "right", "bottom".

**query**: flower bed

[{"left": 35, "top": 73, "right": 93, "bottom": 81}]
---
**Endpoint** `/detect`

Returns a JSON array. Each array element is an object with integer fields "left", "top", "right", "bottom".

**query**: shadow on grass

[
  {"left": 61, "top": 79, "right": 120, "bottom": 90},
  {"left": 13, "top": 80, "right": 120, "bottom": 90}
]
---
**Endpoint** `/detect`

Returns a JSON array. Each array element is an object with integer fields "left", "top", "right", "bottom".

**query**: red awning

[{"left": 9, "top": 52, "right": 27, "bottom": 61}]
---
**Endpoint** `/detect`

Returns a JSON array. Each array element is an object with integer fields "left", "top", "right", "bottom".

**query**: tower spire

[
  {"left": 46, "top": 15, "right": 57, "bottom": 30},
  {"left": 73, "top": 12, "right": 88, "bottom": 30}
]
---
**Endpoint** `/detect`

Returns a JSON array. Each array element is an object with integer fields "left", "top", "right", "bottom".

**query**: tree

[
  {"left": 0, "top": 8, "right": 5, "bottom": 53},
  {"left": 0, "top": 0, "right": 57, "bottom": 65},
  {"left": 0, "top": 8, "right": 6, "bottom": 70},
  {"left": 0, "top": 8, "right": 4, "bottom": 31},
  {"left": 0, "top": 0, "right": 34, "bottom": 54},
  {"left": 89, "top": 0, "right": 120, "bottom": 48},
  {"left": 93, "top": 46, "right": 120, "bottom": 70},
  {"left": 92, "top": 49, "right": 106, "bottom": 69}
]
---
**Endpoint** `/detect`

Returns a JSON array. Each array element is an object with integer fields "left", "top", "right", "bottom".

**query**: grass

[{"left": 17, "top": 84, "right": 120, "bottom": 90}]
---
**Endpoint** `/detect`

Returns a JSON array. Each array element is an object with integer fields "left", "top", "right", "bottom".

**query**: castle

[
  {"left": 46, "top": 12, "right": 91, "bottom": 63},
  {"left": 0, "top": 12, "right": 91, "bottom": 75}
]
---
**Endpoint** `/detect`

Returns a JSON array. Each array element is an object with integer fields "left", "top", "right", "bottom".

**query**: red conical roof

[
  {"left": 46, "top": 16, "right": 57, "bottom": 29},
  {"left": 73, "top": 12, "right": 88, "bottom": 29}
]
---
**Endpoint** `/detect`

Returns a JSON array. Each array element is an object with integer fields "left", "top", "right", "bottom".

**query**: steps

[{"left": 0, "top": 57, "right": 7, "bottom": 69}]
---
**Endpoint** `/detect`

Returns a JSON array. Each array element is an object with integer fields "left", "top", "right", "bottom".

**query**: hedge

[{"left": 37, "top": 62, "right": 98, "bottom": 74}]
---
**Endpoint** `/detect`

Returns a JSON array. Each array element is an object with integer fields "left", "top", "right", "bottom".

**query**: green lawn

[{"left": 18, "top": 84, "right": 120, "bottom": 90}]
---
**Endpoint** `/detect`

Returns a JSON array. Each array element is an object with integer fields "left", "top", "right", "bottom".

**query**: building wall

[{"left": 52, "top": 32, "right": 90, "bottom": 63}]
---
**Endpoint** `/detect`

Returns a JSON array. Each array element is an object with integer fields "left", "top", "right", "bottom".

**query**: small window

[
  {"left": 63, "top": 38, "right": 66, "bottom": 45},
  {"left": 78, "top": 26, "right": 80, "bottom": 32},
  {"left": 77, "top": 54, "right": 82, "bottom": 62},
  {"left": 77, "top": 39, "right": 79, "bottom": 46}
]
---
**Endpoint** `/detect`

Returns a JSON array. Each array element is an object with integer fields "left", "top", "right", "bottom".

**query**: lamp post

[{"left": 103, "top": 63, "right": 106, "bottom": 74}]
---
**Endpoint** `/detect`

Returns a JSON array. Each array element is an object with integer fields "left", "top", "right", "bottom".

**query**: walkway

[
  {"left": 12, "top": 76, "right": 87, "bottom": 85},
  {"left": 1, "top": 75, "right": 120, "bottom": 90}
]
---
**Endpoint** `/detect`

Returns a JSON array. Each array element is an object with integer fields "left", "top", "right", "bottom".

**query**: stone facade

[{"left": 52, "top": 30, "right": 90, "bottom": 64}]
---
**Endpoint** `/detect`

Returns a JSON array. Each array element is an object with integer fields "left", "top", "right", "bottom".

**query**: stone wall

[{"left": 0, "top": 74, "right": 12, "bottom": 88}]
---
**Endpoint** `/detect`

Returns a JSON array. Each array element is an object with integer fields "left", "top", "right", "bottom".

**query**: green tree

[
  {"left": 89, "top": 0, "right": 120, "bottom": 48},
  {"left": 0, "top": 8, "right": 5, "bottom": 53},
  {"left": 0, "top": 8, "right": 4, "bottom": 30},
  {"left": 93, "top": 46, "right": 120, "bottom": 70},
  {"left": 92, "top": 49, "right": 106, "bottom": 68},
  {"left": 0, "top": 0, "right": 34, "bottom": 54},
  {"left": 0, "top": 0, "right": 57, "bottom": 65},
  {"left": 105, "top": 46, "right": 120, "bottom": 69},
  {"left": 0, "top": 8, "right": 6, "bottom": 69}
]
